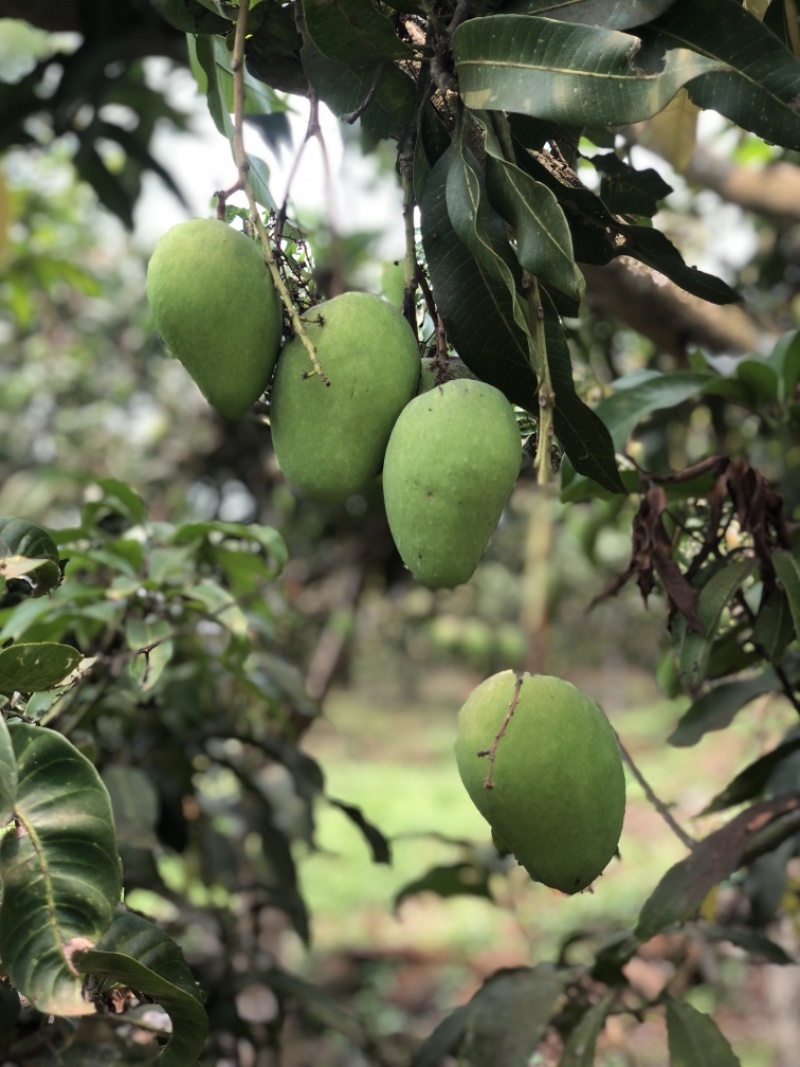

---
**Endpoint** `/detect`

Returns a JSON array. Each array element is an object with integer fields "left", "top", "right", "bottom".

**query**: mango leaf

[
  {"left": 752, "top": 586, "right": 795, "bottom": 662},
  {"left": 668, "top": 666, "right": 793, "bottom": 747},
  {"left": 636, "top": 794, "right": 800, "bottom": 940},
  {"left": 189, "top": 35, "right": 274, "bottom": 210},
  {"left": 300, "top": 41, "right": 417, "bottom": 141},
  {"left": 411, "top": 1005, "right": 473, "bottom": 1067},
  {"left": 477, "top": 114, "right": 583, "bottom": 304},
  {"left": 678, "top": 559, "right": 757, "bottom": 689},
  {"left": 301, "top": 0, "right": 409, "bottom": 66},
  {"left": 559, "top": 991, "right": 615, "bottom": 1066},
  {"left": 464, "top": 965, "right": 566, "bottom": 1067},
  {"left": 665, "top": 996, "right": 742, "bottom": 1066},
  {"left": 446, "top": 137, "right": 538, "bottom": 366},
  {"left": 453, "top": 16, "right": 722, "bottom": 126},
  {"left": 702, "top": 735, "right": 800, "bottom": 814},
  {"left": 0, "top": 642, "right": 82, "bottom": 694},
  {"left": 652, "top": 0, "right": 800, "bottom": 152},
  {"left": 394, "top": 862, "right": 493, "bottom": 911},
  {"left": 503, "top": 0, "right": 678, "bottom": 29},
  {"left": 592, "top": 151, "right": 673, "bottom": 216},
  {"left": 0, "top": 714, "right": 16, "bottom": 826},
  {"left": 702, "top": 923, "right": 795, "bottom": 964},
  {"left": 773, "top": 549, "right": 800, "bottom": 636},
  {"left": 328, "top": 797, "right": 391, "bottom": 864},
  {"left": 75, "top": 908, "right": 207, "bottom": 1067},
  {"left": 420, "top": 146, "right": 538, "bottom": 411},
  {"left": 0, "top": 724, "right": 121, "bottom": 1016},
  {"left": 543, "top": 297, "right": 624, "bottom": 493}
]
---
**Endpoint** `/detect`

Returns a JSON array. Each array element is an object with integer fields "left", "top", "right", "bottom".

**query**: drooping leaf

[
  {"left": 503, "top": 0, "right": 679, "bottom": 29},
  {"left": 0, "top": 642, "right": 82, "bottom": 694},
  {"left": 542, "top": 297, "right": 624, "bottom": 493},
  {"left": 702, "top": 735, "right": 800, "bottom": 814},
  {"left": 752, "top": 586, "right": 795, "bottom": 662},
  {"left": 420, "top": 146, "right": 538, "bottom": 411},
  {"left": 652, "top": 0, "right": 800, "bottom": 151},
  {"left": 300, "top": 41, "right": 417, "bottom": 141},
  {"left": 668, "top": 666, "right": 793, "bottom": 746},
  {"left": 302, "top": 0, "right": 410, "bottom": 66},
  {"left": 665, "top": 996, "right": 742, "bottom": 1066},
  {"left": 394, "top": 862, "right": 493, "bottom": 911},
  {"left": 773, "top": 549, "right": 800, "bottom": 636},
  {"left": 702, "top": 923, "right": 795, "bottom": 964},
  {"left": 636, "top": 794, "right": 800, "bottom": 940},
  {"left": 678, "top": 559, "right": 757, "bottom": 689},
  {"left": 453, "top": 16, "right": 722, "bottom": 126},
  {"left": 591, "top": 151, "right": 673, "bottom": 216},
  {"left": 446, "top": 136, "right": 538, "bottom": 361},
  {"left": 463, "top": 965, "right": 566, "bottom": 1067},
  {"left": 0, "top": 724, "right": 122, "bottom": 1016},
  {"left": 74, "top": 908, "right": 207, "bottom": 1066},
  {"left": 559, "top": 991, "right": 616, "bottom": 1066},
  {"left": 328, "top": 796, "right": 391, "bottom": 864},
  {"left": 0, "top": 714, "right": 16, "bottom": 827}
]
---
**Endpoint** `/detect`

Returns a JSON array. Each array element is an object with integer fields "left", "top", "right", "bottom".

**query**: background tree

[{"left": 1, "top": 1, "right": 800, "bottom": 1065}]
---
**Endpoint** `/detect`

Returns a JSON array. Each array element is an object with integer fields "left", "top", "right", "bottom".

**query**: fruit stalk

[{"left": 230, "top": 0, "right": 328, "bottom": 385}]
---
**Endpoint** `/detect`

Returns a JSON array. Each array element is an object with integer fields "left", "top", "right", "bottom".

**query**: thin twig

[
  {"left": 343, "top": 64, "right": 385, "bottom": 124},
  {"left": 229, "top": 2, "right": 328, "bottom": 384},
  {"left": 478, "top": 672, "right": 524, "bottom": 789},
  {"left": 616, "top": 732, "right": 697, "bottom": 850}
]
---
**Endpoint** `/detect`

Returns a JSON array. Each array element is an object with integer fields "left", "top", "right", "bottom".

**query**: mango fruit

[
  {"left": 417, "top": 355, "right": 476, "bottom": 394},
  {"left": 147, "top": 218, "right": 281, "bottom": 418},
  {"left": 269, "top": 292, "right": 420, "bottom": 502},
  {"left": 455, "top": 671, "right": 626, "bottom": 894},
  {"left": 382, "top": 380, "right": 521, "bottom": 588}
]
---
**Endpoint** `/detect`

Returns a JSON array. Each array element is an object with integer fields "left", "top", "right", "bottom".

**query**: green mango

[
  {"left": 416, "top": 355, "right": 477, "bottom": 394},
  {"left": 269, "top": 292, "right": 420, "bottom": 502},
  {"left": 382, "top": 380, "right": 521, "bottom": 588},
  {"left": 147, "top": 219, "right": 282, "bottom": 419},
  {"left": 455, "top": 671, "right": 626, "bottom": 894}
]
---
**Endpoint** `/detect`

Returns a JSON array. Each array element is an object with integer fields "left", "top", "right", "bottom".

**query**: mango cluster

[{"left": 147, "top": 218, "right": 522, "bottom": 589}]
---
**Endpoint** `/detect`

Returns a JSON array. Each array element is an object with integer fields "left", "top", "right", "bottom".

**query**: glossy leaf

[
  {"left": 0, "top": 724, "right": 121, "bottom": 1016},
  {"left": 559, "top": 991, "right": 615, "bottom": 1066},
  {"left": 394, "top": 862, "right": 493, "bottom": 911},
  {"left": 773, "top": 549, "right": 800, "bottom": 636},
  {"left": 302, "top": 0, "right": 409, "bottom": 66},
  {"left": 0, "top": 714, "right": 16, "bottom": 827},
  {"left": 665, "top": 996, "right": 742, "bottom": 1066},
  {"left": 75, "top": 908, "right": 207, "bottom": 1067},
  {"left": 504, "top": 0, "right": 678, "bottom": 28},
  {"left": 420, "top": 147, "right": 538, "bottom": 411},
  {"left": 300, "top": 41, "right": 417, "bottom": 141},
  {"left": 453, "top": 16, "right": 721, "bottom": 126},
  {"left": 0, "top": 643, "right": 82, "bottom": 694},
  {"left": 446, "top": 138, "right": 538, "bottom": 362},
  {"left": 653, "top": 0, "right": 800, "bottom": 151},
  {"left": 542, "top": 297, "right": 624, "bottom": 493}
]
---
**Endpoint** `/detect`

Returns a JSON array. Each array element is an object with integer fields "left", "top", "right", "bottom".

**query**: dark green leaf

[
  {"left": 464, "top": 965, "right": 565, "bottom": 1067},
  {"left": 592, "top": 151, "right": 673, "bottom": 216},
  {"left": 302, "top": 0, "right": 409, "bottom": 66},
  {"left": 73, "top": 141, "right": 135, "bottom": 228},
  {"left": 394, "top": 862, "right": 493, "bottom": 911},
  {"left": 75, "top": 908, "right": 207, "bottom": 1067},
  {"left": 0, "top": 516, "right": 61, "bottom": 595},
  {"left": 300, "top": 41, "right": 417, "bottom": 141},
  {"left": 773, "top": 549, "right": 800, "bottom": 636},
  {"left": 504, "top": 0, "right": 678, "bottom": 29},
  {"left": 653, "top": 0, "right": 800, "bottom": 152},
  {"left": 559, "top": 991, "right": 615, "bottom": 1066},
  {"left": 678, "top": 559, "right": 757, "bottom": 689},
  {"left": 543, "top": 298, "right": 625, "bottom": 493},
  {"left": 0, "top": 642, "right": 82, "bottom": 693},
  {"left": 665, "top": 996, "right": 742, "bottom": 1066},
  {"left": 753, "top": 586, "right": 795, "bottom": 662},
  {"left": 0, "top": 715, "right": 16, "bottom": 827},
  {"left": 702, "top": 924, "right": 795, "bottom": 964},
  {"left": 1, "top": 724, "right": 122, "bottom": 1016},
  {"left": 636, "top": 794, "right": 800, "bottom": 940},
  {"left": 702, "top": 736, "right": 800, "bottom": 814},
  {"left": 454, "top": 16, "right": 721, "bottom": 126},
  {"left": 411, "top": 1005, "right": 473, "bottom": 1067},
  {"left": 420, "top": 146, "right": 538, "bottom": 411},
  {"left": 328, "top": 797, "right": 391, "bottom": 864},
  {"left": 669, "top": 667, "right": 792, "bottom": 747}
]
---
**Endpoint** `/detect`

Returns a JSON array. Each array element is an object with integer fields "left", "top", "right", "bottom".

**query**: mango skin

[
  {"left": 455, "top": 671, "right": 626, "bottom": 894},
  {"left": 270, "top": 292, "right": 420, "bottom": 502},
  {"left": 147, "top": 218, "right": 281, "bottom": 418},
  {"left": 382, "top": 380, "right": 521, "bottom": 588},
  {"left": 417, "top": 355, "right": 476, "bottom": 394}
]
